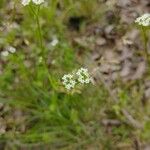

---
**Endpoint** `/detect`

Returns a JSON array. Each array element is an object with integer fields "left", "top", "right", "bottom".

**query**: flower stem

[
  {"left": 36, "top": 6, "right": 43, "bottom": 52},
  {"left": 29, "top": 4, "right": 50, "bottom": 81},
  {"left": 29, "top": 5, "right": 45, "bottom": 58},
  {"left": 141, "top": 27, "right": 149, "bottom": 61}
]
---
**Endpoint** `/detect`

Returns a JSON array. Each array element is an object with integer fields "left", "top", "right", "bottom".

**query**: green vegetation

[{"left": 0, "top": 0, "right": 150, "bottom": 149}]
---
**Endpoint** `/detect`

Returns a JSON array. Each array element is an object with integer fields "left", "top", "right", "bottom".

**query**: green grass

[{"left": 0, "top": 0, "right": 150, "bottom": 149}]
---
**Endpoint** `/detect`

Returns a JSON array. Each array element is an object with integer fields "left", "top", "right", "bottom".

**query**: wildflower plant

[
  {"left": 62, "top": 68, "right": 92, "bottom": 91},
  {"left": 135, "top": 13, "right": 150, "bottom": 60},
  {"left": 21, "top": 0, "right": 48, "bottom": 71},
  {"left": 1, "top": 1, "right": 149, "bottom": 148}
]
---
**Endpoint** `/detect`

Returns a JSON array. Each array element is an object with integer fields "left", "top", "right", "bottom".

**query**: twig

[{"left": 122, "top": 109, "right": 143, "bottom": 129}]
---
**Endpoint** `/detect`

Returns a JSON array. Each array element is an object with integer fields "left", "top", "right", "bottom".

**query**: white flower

[
  {"left": 1, "top": 51, "right": 9, "bottom": 57},
  {"left": 32, "top": 0, "right": 44, "bottom": 5},
  {"left": 62, "top": 68, "right": 92, "bottom": 90},
  {"left": 21, "top": 0, "right": 44, "bottom": 6},
  {"left": 1, "top": 46, "right": 16, "bottom": 57},
  {"left": 50, "top": 38, "right": 59, "bottom": 47},
  {"left": 76, "top": 68, "right": 91, "bottom": 84},
  {"left": 62, "top": 74, "right": 76, "bottom": 90},
  {"left": 7, "top": 46, "right": 16, "bottom": 53},
  {"left": 135, "top": 13, "right": 150, "bottom": 27},
  {"left": 21, "top": 0, "right": 31, "bottom": 6}
]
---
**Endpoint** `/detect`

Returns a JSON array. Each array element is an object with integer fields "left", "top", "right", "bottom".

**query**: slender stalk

[
  {"left": 36, "top": 6, "right": 44, "bottom": 52},
  {"left": 141, "top": 27, "right": 149, "bottom": 61},
  {"left": 35, "top": 6, "right": 51, "bottom": 87},
  {"left": 28, "top": 4, "right": 51, "bottom": 87},
  {"left": 29, "top": 5, "right": 45, "bottom": 58}
]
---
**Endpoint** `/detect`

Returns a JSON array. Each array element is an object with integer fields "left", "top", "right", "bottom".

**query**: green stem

[
  {"left": 29, "top": 5, "right": 36, "bottom": 16},
  {"left": 142, "top": 27, "right": 149, "bottom": 61},
  {"left": 35, "top": 6, "right": 50, "bottom": 81},
  {"left": 29, "top": 5, "right": 45, "bottom": 58},
  {"left": 29, "top": 4, "right": 50, "bottom": 85},
  {"left": 36, "top": 7, "right": 43, "bottom": 52}
]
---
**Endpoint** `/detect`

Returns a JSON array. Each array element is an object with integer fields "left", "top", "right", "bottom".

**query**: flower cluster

[
  {"left": 62, "top": 68, "right": 91, "bottom": 90},
  {"left": 50, "top": 37, "right": 59, "bottom": 47},
  {"left": 135, "top": 13, "right": 150, "bottom": 27},
  {"left": 21, "top": 0, "right": 44, "bottom": 6},
  {"left": 62, "top": 74, "right": 76, "bottom": 90},
  {"left": 76, "top": 68, "right": 91, "bottom": 84},
  {"left": 1, "top": 46, "right": 16, "bottom": 57}
]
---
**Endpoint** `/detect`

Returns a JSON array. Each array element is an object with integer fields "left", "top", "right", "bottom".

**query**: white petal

[
  {"left": 32, "top": 0, "right": 44, "bottom": 5},
  {"left": 22, "top": 0, "right": 31, "bottom": 6},
  {"left": 1, "top": 51, "right": 9, "bottom": 57}
]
